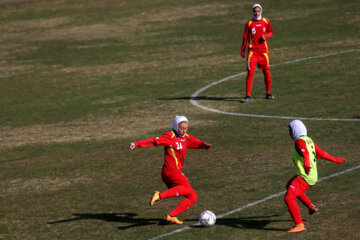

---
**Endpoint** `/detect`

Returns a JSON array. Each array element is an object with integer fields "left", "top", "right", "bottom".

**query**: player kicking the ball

[
  {"left": 130, "top": 116, "right": 211, "bottom": 224},
  {"left": 240, "top": 3, "right": 274, "bottom": 103},
  {"left": 285, "top": 120, "right": 345, "bottom": 233}
]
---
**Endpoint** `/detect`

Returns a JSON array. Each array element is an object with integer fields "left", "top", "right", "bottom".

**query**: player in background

[
  {"left": 129, "top": 116, "right": 211, "bottom": 224},
  {"left": 240, "top": 3, "right": 274, "bottom": 103},
  {"left": 285, "top": 120, "right": 345, "bottom": 233}
]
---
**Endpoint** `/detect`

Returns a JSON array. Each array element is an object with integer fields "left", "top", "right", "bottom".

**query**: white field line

[
  {"left": 190, "top": 49, "right": 360, "bottom": 121},
  {"left": 148, "top": 165, "right": 360, "bottom": 240}
]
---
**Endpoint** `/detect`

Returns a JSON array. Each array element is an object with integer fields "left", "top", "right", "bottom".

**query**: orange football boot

[
  {"left": 149, "top": 191, "right": 160, "bottom": 206},
  {"left": 287, "top": 223, "right": 306, "bottom": 233},
  {"left": 166, "top": 214, "right": 184, "bottom": 225}
]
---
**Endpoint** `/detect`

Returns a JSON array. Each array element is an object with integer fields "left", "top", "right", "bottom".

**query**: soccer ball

[{"left": 199, "top": 210, "right": 216, "bottom": 227}]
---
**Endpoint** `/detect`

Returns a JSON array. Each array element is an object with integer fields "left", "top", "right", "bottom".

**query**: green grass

[{"left": 0, "top": 0, "right": 359, "bottom": 239}]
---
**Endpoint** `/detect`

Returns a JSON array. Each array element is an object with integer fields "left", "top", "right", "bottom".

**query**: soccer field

[{"left": 0, "top": 0, "right": 359, "bottom": 239}]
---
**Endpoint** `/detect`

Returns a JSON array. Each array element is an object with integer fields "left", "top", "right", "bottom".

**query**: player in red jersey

[
  {"left": 129, "top": 116, "right": 211, "bottom": 224},
  {"left": 285, "top": 120, "right": 345, "bottom": 233},
  {"left": 240, "top": 3, "right": 274, "bottom": 103}
]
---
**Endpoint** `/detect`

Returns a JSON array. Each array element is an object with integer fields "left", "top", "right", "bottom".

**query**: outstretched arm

[
  {"left": 129, "top": 133, "right": 173, "bottom": 150},
  {"left": 187, "top": 134, "right": 211, "bottom": 150},
  {"left": 315, "top": 143, "right": 345, "bottom": 164}
]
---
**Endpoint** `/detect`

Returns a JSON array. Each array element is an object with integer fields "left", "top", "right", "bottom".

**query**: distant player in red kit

[
  {"left": 129, "top": 116, "right": 211, "bottom": 224},
  {"left": 240, "top": 3, "right": 274, "bottom": 103},
  {"left": 285, "top": 120, "right": 345, "bottom": 233}
]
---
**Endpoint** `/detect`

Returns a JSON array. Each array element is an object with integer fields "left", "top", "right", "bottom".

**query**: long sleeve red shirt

[
  {"left": 134, "top": 131, "right": 209, "bottom": 173},
  {"left": 241, "top": 17, "right": 273, "bottom": 57},
  {"left": 295, "top": 138, "right": 344, "bottom": 172}
]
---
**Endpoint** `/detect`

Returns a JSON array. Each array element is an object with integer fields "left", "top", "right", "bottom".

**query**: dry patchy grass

[
  {"left": 140, "top": 2, "right": 238, "bottom": 23},
  {"left": 270, "top": 40, "right": 360, "bottom": 63},
  {"left": 0, "top": 100, "right": 216, "bottom": 150},
  {"left": 0, "top": 2, "right": 244, "bottom": 42},
  {"left": 0, "top": 176, "right": 91, "bottom": 196},
  {"left": 270, "top": 7, "right": 334, "bottom": 21},
  {"left": 0, "top": 63, "right": 35, "bottom": 78},
  {"left": 60, "top": 53, "right": 237, "bottom": 76},
  {"left": 0, "top": 17, "right": 71, "bottom": 33}
]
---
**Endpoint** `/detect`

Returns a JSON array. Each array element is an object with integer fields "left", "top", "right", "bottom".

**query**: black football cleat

[
  {"left": 266, "top": 93, "right": 275, "bottom": 100},
  {"left": 240, "top": 96, "right": 251, "bottom": 103}
]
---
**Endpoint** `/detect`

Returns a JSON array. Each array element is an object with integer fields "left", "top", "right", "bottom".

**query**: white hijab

[
  {"left": 289, "top": 120, "right": 307, "bottom": 140},
  {"left": 252, "top": 3, "right": 262, "bottom": 21},
  {"left": 172, "top": 115, "right": 188, "bottom": 136}
]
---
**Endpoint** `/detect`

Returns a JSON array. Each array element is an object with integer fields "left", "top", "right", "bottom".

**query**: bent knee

[
  {"left": 192, "top": 191, "right": 198, "bottom": 202},
  {"left": 284, "top": 194, "right": 289, "bottom": 203},
  {"left": 188, "top": 190, "right": 198, "bottom": 203}
]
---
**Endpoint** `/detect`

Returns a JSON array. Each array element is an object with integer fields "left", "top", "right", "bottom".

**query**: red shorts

[
  {"left": 161, "top": 170, "right": 190, "bottom": 189},
  {"left": 247, "top": 50, "right": 270, "bottom": 71},
  {"left": 286, "top": 175, "right": 311, "bottom": 195}
]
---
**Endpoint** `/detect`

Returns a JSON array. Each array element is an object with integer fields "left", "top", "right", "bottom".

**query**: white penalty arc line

[
  {"left": 148, "top": 165, "right": 360, "bottom": 240},
  {"left": 190, "top": 49, "right": 360, "bottom": 122}
]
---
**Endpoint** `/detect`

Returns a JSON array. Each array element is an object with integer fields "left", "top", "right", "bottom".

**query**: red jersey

[
  {"left": 241, "top": 17, "right": 273, "bottom": 57},
  {"left": 295, "top": 138, "right": 344, "bottom": 172},
  {"left": 134, "top": 131, "right": 209, "bottom": 173}
]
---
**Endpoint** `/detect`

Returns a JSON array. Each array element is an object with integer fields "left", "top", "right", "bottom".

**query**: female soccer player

[
  {"left": 129, "top": 116, "right": 211, "bottom": 224},
  {"left": 240, "top": 3, "right": 274, "bottom": 103},
  {"left": 285, "top": 120, "right": 345, "bottom": 233}
]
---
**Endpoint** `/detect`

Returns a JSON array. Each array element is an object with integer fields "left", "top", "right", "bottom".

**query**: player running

[
  {"left": 129, "top": 116, "right": 211, "bottom": 224},
  {"left": 240, "top": 3, "right": 274, "bottom": 103},
  {"left": 285, "top": 120, "right": 345, "bottom": 233}
]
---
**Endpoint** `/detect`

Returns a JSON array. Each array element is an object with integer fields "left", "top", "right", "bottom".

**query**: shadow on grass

[
  {"left": 48, "top": 213, "right": 290, "bottom": 231},
  {"left": 47, "top": 212, "right": 168, "bottom": 230},
  {"left": 186, "top": 214, "right": 289, "bottom": 231},
  {"left": 157, "top": 96, "right": 241, "bottom": 102}
]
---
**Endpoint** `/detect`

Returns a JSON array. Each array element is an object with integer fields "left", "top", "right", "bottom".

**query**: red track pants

[
  {"left": 284, "top": 175, "right": 313, "bottom": 225},
  {"left": 159, "top": 170, "right": 198, "bottom": 217},
  {"left": 246, "top": 51, "right": 272, "bottom": 96}
]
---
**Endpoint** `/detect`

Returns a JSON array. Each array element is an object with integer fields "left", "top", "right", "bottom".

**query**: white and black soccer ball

[{"left": 199, "top": 210, "right": 216, "bottom": 227}]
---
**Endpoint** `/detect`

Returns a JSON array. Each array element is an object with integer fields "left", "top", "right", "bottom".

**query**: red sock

[
  {"left": 161, "top": 185, "right": 198, "bottom": 217},
  {"left": 284, "top": 190, "right": 303, "bottom": 225},
  {"left": 298, "top": 193, "right": 312, "bottom": 208},
  {"left": 169, "top": 188, "right": 197, "bottom": 217},
  {"left": 263, "top": 69, "right": 272, "bottom": 94},
  {"left": 246, "top": 69, "right": 255, "bottom": 96},
  {"left": 168, "top": 198, "right": 195, "bottom": 217}
]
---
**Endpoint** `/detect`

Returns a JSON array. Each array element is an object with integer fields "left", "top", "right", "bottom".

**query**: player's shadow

[
  {"left": 187, "top": 214, "right": 289, "bottom": 231},
  {"left": 47, "top": 212, "right": 167, "bottom": 230},
  {"left": 157, "top": 96, "right": 241, "bottom": 102}
]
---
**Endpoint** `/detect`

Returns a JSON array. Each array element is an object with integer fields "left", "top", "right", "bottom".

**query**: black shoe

[
  {"left": 266, "top": 93, "right": 275, "bottom": 100},
  {"left": 308, "top": 204, "right": 319, "bottom": 215},
  {"left": 240, "top": 96, "right": 251, "bottom": 103}
]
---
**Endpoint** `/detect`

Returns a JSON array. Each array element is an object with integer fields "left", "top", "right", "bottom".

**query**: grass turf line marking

[
  {"left": 190, "top": 49, "right": 360, "bottom": 122},
  {"left": 148, "top": 165, "right": 360, "bottom": 240}
]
